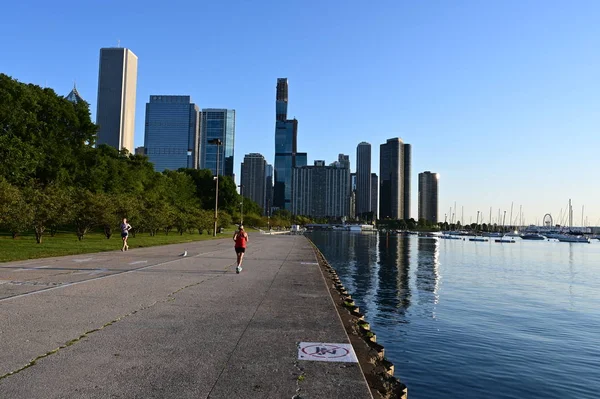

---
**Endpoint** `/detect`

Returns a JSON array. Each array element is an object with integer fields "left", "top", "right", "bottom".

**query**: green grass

[{"left": 0, "top": 229, "right": 234, "bottom": 263}]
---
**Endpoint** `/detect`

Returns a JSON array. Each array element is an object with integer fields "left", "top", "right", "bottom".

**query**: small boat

[
  {"left": 469, "top": 237, "right": 489, "bottom": 242},
  {"left": 483, "top": 232, "right": 503, "bottom": 237},
  {"left": 520, "top": 233, "right": 546, "bottom": 240},
  {"left": 495, "top": 237, "right": 515, "bottom": 243},
  {"left": 440, "top": 235, "right": 462, "bottom": 240},
  {"left": 557, "top": 235, "right": 590, "bottom": 243}
]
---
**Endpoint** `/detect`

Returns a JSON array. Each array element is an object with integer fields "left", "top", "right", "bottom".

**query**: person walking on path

[
  {"left": 120, "top": 218, "right": 132, "bottom": 251},
  {"left": 233, "top": 225, "right": 249, "bottom": 273}
]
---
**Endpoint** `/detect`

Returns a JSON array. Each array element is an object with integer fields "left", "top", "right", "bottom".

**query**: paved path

[{"left": 0, "top": 234, "right": 373, "bottom": 398}]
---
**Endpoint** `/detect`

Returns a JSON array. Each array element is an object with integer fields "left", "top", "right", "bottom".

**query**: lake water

[{"left": 307, "top": 231, "right": 600, "bottom": 399}]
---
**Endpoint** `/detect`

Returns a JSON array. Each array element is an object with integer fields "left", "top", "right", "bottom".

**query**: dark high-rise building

[
  {"left": 356, "top": 142, "right": 372, "bottom": 218},
  {"left": 276, "top": 78, "right": 288, "bottom": 122},
  {"left": 241, "top": 153, "right": 267, "bottom": 214},
  {"left": 419, "top": 171, "right": 439, "bottom": 223},
  {"left": 265, "top": 164, "right": 273, "bottom": 215},
  {"left": 144, "top": 95, "right": 200, "bottom": 171},
  {"left": 350, "top": 172, "right": 357, "bottom": 219},
  {"left": 200, "top": 109, "right": 235, "bottom": 176},
  {"left": 371, "top": 173, "right": 379, "bottom": 220},
  {"left": 96, "top": 47, "right": 138, "bottom": 153},
  {"left": 379, "top": 138, "right": 411, "bottom": 220},
  {"left": 292, "top": 160, "right": 350, "bottom": 218},
  {"left": 274, "top": 78, "right": 306, "bottom": 210},
  {"left": 403, "top": 144, "right": 412, "bottom": 220}
]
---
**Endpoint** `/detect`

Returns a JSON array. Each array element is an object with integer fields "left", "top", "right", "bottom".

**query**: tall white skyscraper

[{"left": 96, "top": 47, "right": 138, "bottom": 153}]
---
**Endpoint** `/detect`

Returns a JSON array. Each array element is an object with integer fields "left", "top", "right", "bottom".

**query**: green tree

[
  {"left": 72, "top": 190, "right": 106, "bottom": 240},
  {"left": 0, "top": 74, "right": 97, "bottom": 187},
  {"left": 0, "top": 179, "right": 32, "bottom": 238}
]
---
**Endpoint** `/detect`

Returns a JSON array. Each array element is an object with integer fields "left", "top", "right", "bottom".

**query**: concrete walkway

[{"left": 0, "top": 234, "right": 373, "bottom": 398}]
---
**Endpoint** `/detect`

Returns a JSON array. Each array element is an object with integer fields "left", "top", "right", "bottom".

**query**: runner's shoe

[{"left": 236, "top": 266, "right": 242, "bottom": 274}]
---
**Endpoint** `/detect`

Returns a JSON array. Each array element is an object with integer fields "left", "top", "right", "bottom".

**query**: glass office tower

[
  {"left": 200, "top": 109, "right": 235, "bottom": 176},
  {"left": 144, "top": 95, "right": 199, "bottom": 171},
  {"left": 273, "top": 78, "right": 306, "bottom": 211}
]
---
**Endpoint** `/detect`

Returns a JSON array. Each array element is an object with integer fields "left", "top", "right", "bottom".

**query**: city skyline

[{"left": 3, "top": 1, "right": 600, "bottom": 224}]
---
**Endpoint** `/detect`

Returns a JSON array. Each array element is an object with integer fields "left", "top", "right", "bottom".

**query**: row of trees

[{"left": 0, "top": 73, "right": 267, "bottom": 242}]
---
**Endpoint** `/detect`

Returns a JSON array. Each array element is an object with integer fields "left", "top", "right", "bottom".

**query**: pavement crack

[
  {"left": 0, "top": 276, "right": 218, "bottom": 382},
  {"left": 292, "top": 359, "right": 306, "bottom": 399}
]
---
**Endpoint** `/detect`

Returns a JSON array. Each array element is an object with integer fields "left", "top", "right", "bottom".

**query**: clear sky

[{"left": 2, "top": 0, "right": 599, "bottom": 226}]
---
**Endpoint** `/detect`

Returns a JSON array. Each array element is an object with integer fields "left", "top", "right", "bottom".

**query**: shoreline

[{"left": 308, "top": 238, "right": 408, "bottom": 399}]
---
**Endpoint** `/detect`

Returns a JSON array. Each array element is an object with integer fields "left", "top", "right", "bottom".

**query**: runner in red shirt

[{"left": 233, "top": 225, "right": 249, "bottom": 274}]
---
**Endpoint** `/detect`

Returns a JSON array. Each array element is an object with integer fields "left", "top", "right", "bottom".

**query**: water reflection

[
  {"left": 376, "top": 235, "right": 411, "bottom": 320},
  {"left": 416, "top": 238, "right": 441, "bottom": 306}
]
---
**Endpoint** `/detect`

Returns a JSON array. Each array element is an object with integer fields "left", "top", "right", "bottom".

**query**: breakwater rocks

[{"left": 308, "top": 240, "right": 408, "bottom": 399}]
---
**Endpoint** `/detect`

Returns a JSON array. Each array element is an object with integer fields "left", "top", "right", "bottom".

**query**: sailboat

[
  {"left": 469, "top": 211, "right": 489, "bottom": 242},
  {"left": 556, "top": 199, "right": 590, "bottom": 243},
  {"left": 495, "top": 209, "right": 515, "bottom": 243}
]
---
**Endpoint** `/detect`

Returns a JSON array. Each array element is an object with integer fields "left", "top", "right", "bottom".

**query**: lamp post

[
  {"left": 209, "top": 138, "right": 222, "bottom": 237},
  {"left": 238, "top": 184, "right": 244, "bottom": 225}
]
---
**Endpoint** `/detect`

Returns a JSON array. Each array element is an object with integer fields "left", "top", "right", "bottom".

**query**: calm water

[{"left": 307, "top": 231, "right": 600, "bottom": 399}]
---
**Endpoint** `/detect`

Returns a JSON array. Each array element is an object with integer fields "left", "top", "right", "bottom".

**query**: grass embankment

[{"left": 0, "top": 230, "right": 233, "bottom": 263}]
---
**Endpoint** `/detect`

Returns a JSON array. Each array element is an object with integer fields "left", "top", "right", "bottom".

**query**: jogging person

[
  {"left": 233, "top": 225, "right": 249, "bottom": 273},
  {"left": 120, "top": 218, "right": 132, "bottom": 251}
]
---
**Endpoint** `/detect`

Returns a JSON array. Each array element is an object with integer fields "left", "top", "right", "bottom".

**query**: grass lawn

[{"left": 0, "top": 229, "right": 233, "bottom": 263}]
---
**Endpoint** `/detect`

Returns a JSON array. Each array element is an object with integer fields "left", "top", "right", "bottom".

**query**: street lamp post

[
  {"left": 238, "top": 184, "right": 244, "bottom": 225},
  {"left": 209, "top": 138, "right": 222, "bottom": 237}
]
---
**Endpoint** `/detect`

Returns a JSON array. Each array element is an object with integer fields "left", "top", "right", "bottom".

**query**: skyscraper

[
  {"left": 403, "top": 144, "right": 412, "bottom": 220},
  {"left": 371, "top": 173, "right": 379, "bottom": 220},
  {"left": 66, "top": 84, "right": 84, "bottom": 104},
  {"left": 419, "top": 171, "right": 439, "bottom": 223},
  {"left": 274, "top": 78, "right": 306, "bottom": 210},
  {"left": 200, "top": 109, "right": 235, "bottom": 176},
  {"left": 276, "top": 77, "right": 288, "bottom": 122},
  {"left": 144, "top": 95, "right": 200, "bottom": 171},
  {"left": 356, "top": 142, "right": 372, "bottom": 218},
  {"left": 350, "top": 172, "right": 357, "bottom": 219},
  {"left": 241, "top": 153, "right": 267, "bottom": 214},
  {"left": 379, "top": 138, "right": 411, "bottom": 220},
  {"left": 265, "top": 164, "right": 274, "bottom": 215},
  {"left": 96, "top": 47, "right": 138, "bottom": 153},
  {"left": 292, "top": 160, "right": 350, "bottom": 218}
]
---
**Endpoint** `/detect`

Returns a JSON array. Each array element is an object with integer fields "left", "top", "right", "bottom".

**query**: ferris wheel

[{"left": 543, "top": 214, "right": 553, "bottom": 227}]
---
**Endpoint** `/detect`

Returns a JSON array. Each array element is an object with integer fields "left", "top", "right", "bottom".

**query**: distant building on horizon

[
  {"left": 96, "top": 47, "right": 138, "bottom": 153},
  {"left": 371, "top": 173, "right": 379, "bottom": 220},
  {"left": 241, "top": 153, "right": 267, "bottom": 214},
  {"left": 419, "top": 171, "right": 439, "bottom": 223},
  {"left": 265, "top": 164, "right": 274, "bottom": 215},
  {"left": 291, "top": 160, "right": 350, "bottom": 218},
  {"left": 200, "top": 109, "right": 235, "bottom": 177},
  {"left": 379, "top": 138, "right": 411, "bottom": 220},
  {"left": 144, "top": 95, "right": 200, "bottom": 171},
  {"left": 338, "top": 154, "right": 352, "bottom": 220},
  {"left": 350, "top": 172, "right": 357, "bottom": 219},
  {"left": 274, "top": 78, "right": 306, "bottom": 210},
  {"left": 65, "top": 84, "right": 85, "bottom": 104},
  {"left": 356, "top": 142, "right": 372, "bottom": 219},
  {"left": 403, "top": 144, "right": 412, "bottom": 219},
  {"left": 134, "top": 146, "right": 145, "bottom": 155}
]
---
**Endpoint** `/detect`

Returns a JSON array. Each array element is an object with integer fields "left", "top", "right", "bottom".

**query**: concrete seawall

[{"left": 307, "top": 238, "right": 409, "bottom": 399}]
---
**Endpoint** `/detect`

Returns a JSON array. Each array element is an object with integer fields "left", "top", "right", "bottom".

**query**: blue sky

[{"left": 2, "top": 0, "right": 599, "bottom": 225}]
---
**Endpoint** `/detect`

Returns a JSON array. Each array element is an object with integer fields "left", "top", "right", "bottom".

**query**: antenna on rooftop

[{"left": 117, "top": 39, "right": 121, "bottom": 48}]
